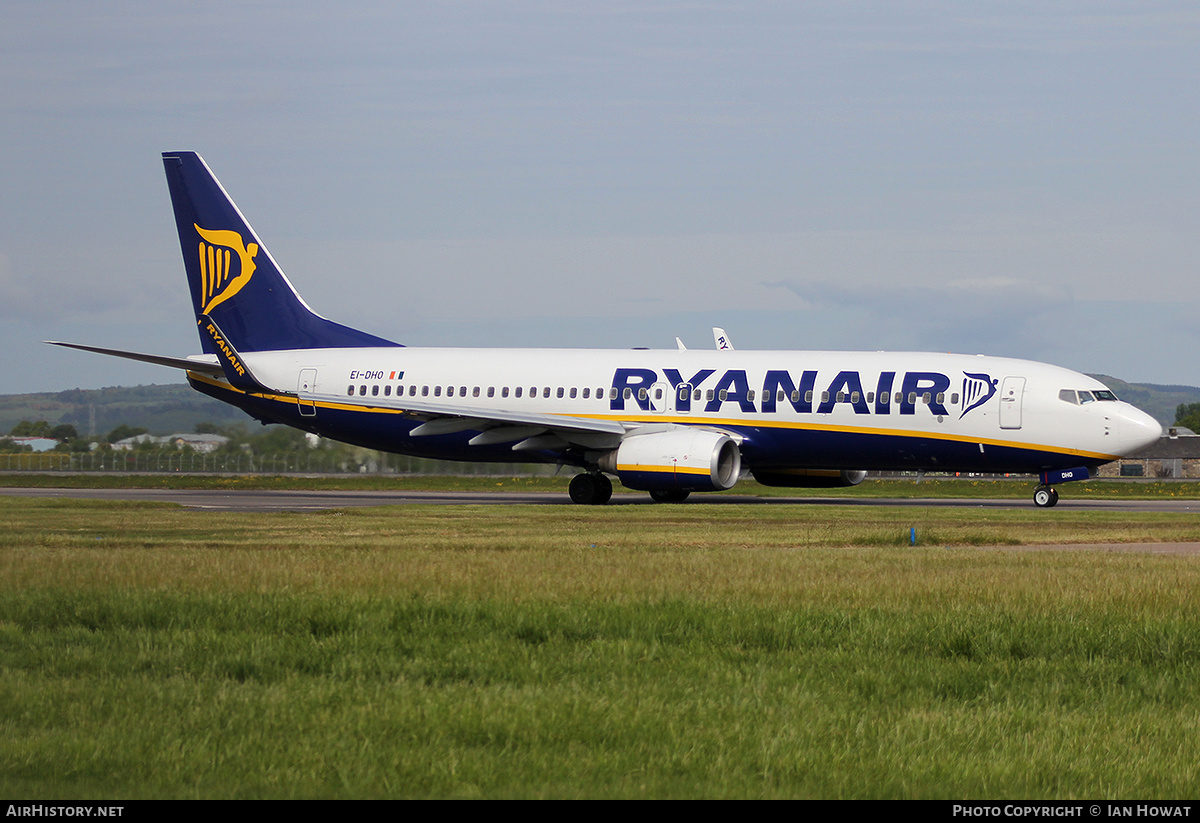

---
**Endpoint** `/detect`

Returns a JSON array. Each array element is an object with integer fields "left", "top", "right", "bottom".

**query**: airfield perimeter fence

[{"left": 0, "top": 451, "right": 561, "bottom": 476}]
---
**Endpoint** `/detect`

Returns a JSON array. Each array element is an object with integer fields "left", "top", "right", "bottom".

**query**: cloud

[{"left": 766, "top": 276, "right": 1075, "bottom": 357}]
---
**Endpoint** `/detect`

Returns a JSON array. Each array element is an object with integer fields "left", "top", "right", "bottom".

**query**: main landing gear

[
  {"left": 1033, "top": 485, "right": 1060, "bottom": 508},
  {"left": 569, "top": 472, "right": 613, "bottom": 505}
]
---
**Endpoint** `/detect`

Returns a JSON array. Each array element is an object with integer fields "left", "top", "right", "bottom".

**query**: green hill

[
  {"left": 0, "top": 384, "right": 249, "bottom": 439},
  {"left": 3, "top": 375, "right": 1197, "bottom": 441}
]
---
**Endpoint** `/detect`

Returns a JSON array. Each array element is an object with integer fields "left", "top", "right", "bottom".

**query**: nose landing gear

[
  {"left": 1032, "top": 467, "right": 1089, "bottom": 508},
  {"left": 1033, "top": 485, "right": 1059, "bottom": 508}
]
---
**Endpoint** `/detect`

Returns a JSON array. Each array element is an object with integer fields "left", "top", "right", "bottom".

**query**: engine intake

[{"left": 599, "top": 429, "right": 742, "bottom": 492}]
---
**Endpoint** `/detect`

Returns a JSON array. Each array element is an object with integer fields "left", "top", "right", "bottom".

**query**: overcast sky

[{"left": 2, "top": 1, "right": 1197, "bottom": 394}]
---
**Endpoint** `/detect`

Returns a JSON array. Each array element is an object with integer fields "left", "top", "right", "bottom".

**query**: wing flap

[{"left": 308, "top": 390, "right": 626, "bottom": 450}]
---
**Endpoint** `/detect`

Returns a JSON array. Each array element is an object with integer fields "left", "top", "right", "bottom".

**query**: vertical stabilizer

[{"left": 162, "top": 151, "right": 398, "bottom": 353}]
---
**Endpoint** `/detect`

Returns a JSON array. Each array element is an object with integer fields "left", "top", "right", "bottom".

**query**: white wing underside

[{"left": 303, "top": 390, "right": 631, "bottom": 450}]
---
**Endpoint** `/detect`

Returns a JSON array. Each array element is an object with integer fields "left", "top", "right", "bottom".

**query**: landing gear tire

[
  {"left": 649, "top": 489, "right": 690, "bottom": 504},
  {"left": 1033, "top": 486, "right": 1059, "bottom": 508},
  {"left": 569, "top": 473, "right": 612, "bottom": 505}
]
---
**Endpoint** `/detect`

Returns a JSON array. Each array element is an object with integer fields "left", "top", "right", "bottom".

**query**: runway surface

[
  {"left": 5, "top": 486, "right": 1199, "bottom": 513},
  {"left": 7, "top": 487, "right": 1199, "bottom": 553}
]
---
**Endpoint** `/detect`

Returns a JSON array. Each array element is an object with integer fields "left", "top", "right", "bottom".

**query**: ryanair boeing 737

[{"left": 50, "top": 152, "right": 1163, "bottom": 506}]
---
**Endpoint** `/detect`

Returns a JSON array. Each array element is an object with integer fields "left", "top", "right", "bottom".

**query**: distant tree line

[
  {"left": 3, "top": 418, "right": 366, "bottom": 465},
  {"left": 1175, "top": 403, "right": 1200, "bottom": 433}
]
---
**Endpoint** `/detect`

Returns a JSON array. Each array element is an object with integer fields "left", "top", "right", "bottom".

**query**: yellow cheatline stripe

[
  {"left": 569, "top": 411, "right": 1119, "bottom": 461},
  {"left": 617, "top": 464, "right": 710, "bottom": 475},
  {"left": 187, "top": 372, "right": 1119, "bottom": 462}
]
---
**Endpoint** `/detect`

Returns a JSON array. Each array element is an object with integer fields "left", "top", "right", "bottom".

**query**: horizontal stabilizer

[{"left": 45, "top": 341, "right": 223, "bottom": 376}]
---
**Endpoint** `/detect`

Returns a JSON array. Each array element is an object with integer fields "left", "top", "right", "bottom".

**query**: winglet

[{"left": 713, "top": 328, "right": 734, "bottom": 351}]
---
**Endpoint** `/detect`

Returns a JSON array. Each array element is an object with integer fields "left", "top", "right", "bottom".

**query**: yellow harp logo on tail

[{"left": 195, "top": 224, "right": 258, "bottom": 315}]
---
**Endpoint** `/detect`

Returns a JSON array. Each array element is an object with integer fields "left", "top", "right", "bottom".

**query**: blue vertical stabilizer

[{"left": 162, "top": 151, "right": 399, "bottom": 353}]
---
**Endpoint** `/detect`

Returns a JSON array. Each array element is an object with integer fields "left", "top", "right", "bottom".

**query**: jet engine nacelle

[
  {"left": 753, "top": 469, "right": 868, "bottom": 488},
  {"left": 599, "top": 429, "right": 742, "bottom": 492}
]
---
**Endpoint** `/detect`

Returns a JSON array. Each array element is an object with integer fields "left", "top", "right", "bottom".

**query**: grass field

[{"left": 3, "top": 495, "right": 1200, "bottom": 798}]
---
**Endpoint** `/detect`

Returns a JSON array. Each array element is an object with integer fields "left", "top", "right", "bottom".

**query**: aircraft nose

[{"left": 1117, "top": 406, "right": 1162, "bottom": 455}]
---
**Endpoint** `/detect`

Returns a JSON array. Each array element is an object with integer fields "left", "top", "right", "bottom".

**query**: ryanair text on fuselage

[{"left": 606, "top": 367, "right": 996, "bottom": 418}]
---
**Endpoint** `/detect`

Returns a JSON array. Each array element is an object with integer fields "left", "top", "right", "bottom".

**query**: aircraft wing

[
  {"left": 305, "top": 389, "right": 628, "bottom": 451},
  {"left": 45, "top": 341, "right": 225, "bottom": 376}
]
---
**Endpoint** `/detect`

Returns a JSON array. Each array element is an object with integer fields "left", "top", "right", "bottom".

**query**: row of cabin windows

[
  {"left": 348, "top": 384, "right": 609, "bottom": 399},
  {"left": 347, "top": 382, "right": 960, "bottom": 408}
]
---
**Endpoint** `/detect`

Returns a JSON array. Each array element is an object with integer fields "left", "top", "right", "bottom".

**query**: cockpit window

[{"left": 1061, "top": 388, "right": 1114, "bottom": 404}]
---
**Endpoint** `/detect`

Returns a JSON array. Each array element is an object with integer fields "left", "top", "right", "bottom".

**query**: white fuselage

[{"left": 198, "top": 345, "right": 1161, "bottom": 474}]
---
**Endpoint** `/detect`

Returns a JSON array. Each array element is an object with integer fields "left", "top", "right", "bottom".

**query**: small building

[
  {"left": 112, "top": 433, "right": 228, "bottom": 453},
  {"left": 2, "top": 436, "right": 59, "bottom": 452}
]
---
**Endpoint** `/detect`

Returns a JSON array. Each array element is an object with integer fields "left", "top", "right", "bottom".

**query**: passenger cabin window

[
  {"left": 515, "top": 387, "right": 522, "bottom": 398},
  {"left": 582, "top": 388, "right": 590, "bottom": 399},
  {"left": 372, "top": 385, "right": 379, "bottom": 396},
  {"left": 347, "top": 386, "right": 355, "bottom": 396}
]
